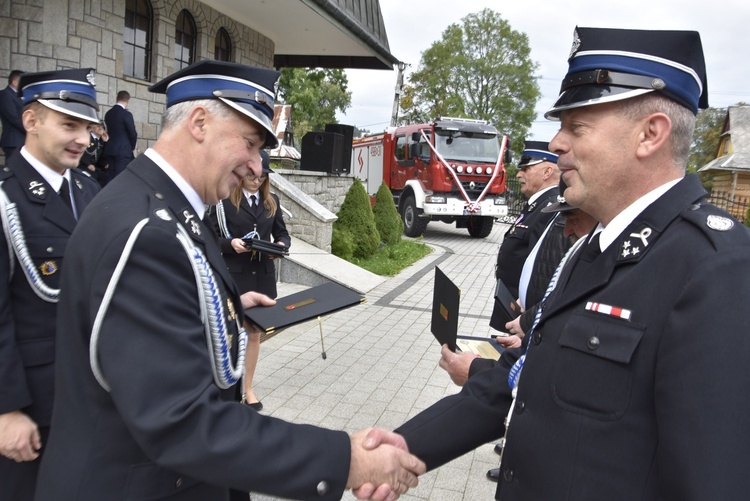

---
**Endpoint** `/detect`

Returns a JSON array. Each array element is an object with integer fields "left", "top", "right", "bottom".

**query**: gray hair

[
  {"left": 160, "top": 99, "right": 235, "bottom": 132},
  {"left": 620, "top": 93, "right": 696, "bottom": 170}
]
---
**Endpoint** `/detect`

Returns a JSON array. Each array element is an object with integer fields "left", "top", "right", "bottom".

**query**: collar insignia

[
  {"left": 617, "top": 224, "right": 659, "bottom": 263},
  {"left": 74, "top": 179, "right": 83, "bottom": 190},
  {"left": 183, "top": 209, "right": 201, "bottom": 236},
  {"left": 29, "top": 180, "right": 46, "bottom": 197}
]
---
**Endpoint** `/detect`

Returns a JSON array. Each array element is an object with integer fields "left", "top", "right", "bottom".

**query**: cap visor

[
  {"left": 541, "top": 200, "right": 576, "bottom": 213},
  {"left": 544, "top": 86, "right": 653, "bottom": 120},
  {"left": 219, "top": 98, "right": 279, "bottom": 149},
  {"left": 39, "top": 99, "right": 100, "bottom": 123}
]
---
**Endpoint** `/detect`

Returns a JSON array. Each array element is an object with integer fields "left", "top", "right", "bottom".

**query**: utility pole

[{"left": 390, "top": 61, "right": 407, "bottom": 126}]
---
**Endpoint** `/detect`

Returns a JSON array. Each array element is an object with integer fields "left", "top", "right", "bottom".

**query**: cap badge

[
  {"left": 40, "top": 260, "right": 58, "bottom": 275},
  {"left": 155, "top": 209, "right": 172, "bottom": 221},
  {"left": 706, "top": 215, "right": 734, "bottom": 231},
  {"left": 568, "top": 28, "right": 582, "bottom": 59},
  {"left": 28, "top": 180, "right": 46, "bottom": 197},
  {"left": 86, "top": 70, "right": 96, "bottom": 85}
]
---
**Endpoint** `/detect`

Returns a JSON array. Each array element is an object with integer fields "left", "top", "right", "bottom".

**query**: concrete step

[{"left": 277, "top": 236, "right": 386, "bottom": 294}]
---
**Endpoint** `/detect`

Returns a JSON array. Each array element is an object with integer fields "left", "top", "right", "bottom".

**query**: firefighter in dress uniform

[{"left": 0, "top": 68, "right": 101, "bottom": 500}]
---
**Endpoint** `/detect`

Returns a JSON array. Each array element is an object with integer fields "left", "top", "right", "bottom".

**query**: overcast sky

[{"left": 336, "top": 0, "right": 750, "bottom": 140}]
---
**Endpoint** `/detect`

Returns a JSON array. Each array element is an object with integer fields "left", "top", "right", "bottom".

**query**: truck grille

[{"left": 456, "top": 181, "right": 488, "bottom": 197}]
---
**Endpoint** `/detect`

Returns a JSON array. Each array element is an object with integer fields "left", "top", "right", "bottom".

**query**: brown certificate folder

[
  {"left": 244, "top": 281, "right": 364, "bottom": 334},
  {"left": 431, "top": 267, "right": 503, "bottom": 358}
]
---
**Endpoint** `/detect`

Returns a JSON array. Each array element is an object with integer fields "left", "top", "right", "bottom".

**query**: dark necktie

[
  {"left": 579, "top": 231, "right": 602, "bottom": 262},
  {"left": 59, "top": 178, "right": 73, "bottom": 214},
  {"left": 250, "top": 195, "right": 257, "bottom": 208}
]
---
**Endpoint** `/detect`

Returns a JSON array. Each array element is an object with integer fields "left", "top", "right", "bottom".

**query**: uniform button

[
  {"left": 587, "top": 336, "right": 600, "bottom": 350},
  {"left": 175, "top": 477, "right": 183, "bottom": 488},
  {"left": 503, "top": 468, "right": 514, "bottom": 482},
  {"left": 532, "top": 331, "right": 542, "bottom": 345},
  {"left": 515, "top": 400, "right": 525, "bottom": 414},
  {"left": 155, "top": 192, "right": 164, "bottom": 200},
  {"left": 316, "top": 481, "right": 329, "bottom": 496},
  {"left": 688, "top": 204, "right": 701, "bottom": 211},
  {"left": 46, "top": 247, "right": 54, "bottom": 253}
]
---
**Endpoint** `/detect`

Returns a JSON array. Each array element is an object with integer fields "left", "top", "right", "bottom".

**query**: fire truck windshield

[{"left": 434, "top": 131, "right": 500, "bottom": 164}]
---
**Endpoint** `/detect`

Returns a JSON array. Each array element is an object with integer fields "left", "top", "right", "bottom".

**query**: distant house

[
  {"left": 698, "top": 105, "right": 750, "bottom": 221},
  {"left": 270, "top": 104, "right": 301, "bottom": 168}
]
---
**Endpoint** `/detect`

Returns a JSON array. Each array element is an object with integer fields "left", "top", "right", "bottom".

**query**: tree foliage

[
  {"left": 333, "top": 179, "right": 379, "bottom": 259},
  {"left": 373, "top": 181, "right": 403, "bottom": 245},
  {"left": 277, "top": 68, "right": 352, "bottom": 144},
  {"left": 689, "top": 106, "right": 726, "bottom": 174},
  {"left": 398, "top": 8, "right": 540, "bottom": 152}
]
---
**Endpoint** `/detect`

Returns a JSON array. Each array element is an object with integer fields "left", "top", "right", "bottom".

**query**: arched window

[
  {"left": 124, "top": 0, "right": 152, "bottom": 80},
  {"left": 175, "top": 10, "right": 196, "bottom": 70},
  {"left": 215, "top": 28, "right": 232, "bottom": 62}
]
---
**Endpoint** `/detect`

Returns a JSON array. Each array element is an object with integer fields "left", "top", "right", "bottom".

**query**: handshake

[{"left": 347, "top": 428, "right": 427, "bottom": 500}]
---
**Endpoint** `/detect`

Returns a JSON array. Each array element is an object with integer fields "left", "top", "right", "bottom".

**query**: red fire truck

[{"left": 351, "top": 117, "right": 510, "bottom": 238}]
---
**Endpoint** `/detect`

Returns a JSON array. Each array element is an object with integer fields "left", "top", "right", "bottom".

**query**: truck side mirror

[
  {"left": 409, "top": 143, "right": 420, "bottom": 159},
  {"left": 411, "top": 132, "right": 421, "bottom": 142},
  {"left": 504, "top": 148, "right": 512, "bottom": 166}
]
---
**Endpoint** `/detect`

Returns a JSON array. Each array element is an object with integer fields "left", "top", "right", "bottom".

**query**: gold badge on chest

[{"left": 40, "top": 261, "right": 58, "bottom": 275}]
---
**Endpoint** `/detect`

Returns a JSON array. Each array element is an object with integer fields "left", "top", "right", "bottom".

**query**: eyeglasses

[{"left": 246, "top": 175, "right": 267, "bottom": 182}]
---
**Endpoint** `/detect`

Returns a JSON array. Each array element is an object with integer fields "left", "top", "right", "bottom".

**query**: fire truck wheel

[
  {"left": 467, "top": 215, "right": 494, "bottom": 238},
  {"left": 401, "top": 194, "right": 428, "bottom": 237}
]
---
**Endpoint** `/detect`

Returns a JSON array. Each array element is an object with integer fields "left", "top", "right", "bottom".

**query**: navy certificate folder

[{"left": 245, "top": 281, "right": 364, "bottom": 334}]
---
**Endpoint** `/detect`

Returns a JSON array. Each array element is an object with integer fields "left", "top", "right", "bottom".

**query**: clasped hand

[{"left": 348, "top": 428, "right": 426, "bottom": 501}]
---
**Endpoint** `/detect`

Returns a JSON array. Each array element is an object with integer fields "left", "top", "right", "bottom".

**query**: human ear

[{"left": 635, "top": 113, "right": 671, "bottom": 160}]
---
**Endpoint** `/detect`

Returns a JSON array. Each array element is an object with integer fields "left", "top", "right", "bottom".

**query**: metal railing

[{"left": 707, "top": 191, "right": 748, "bottom": 222}]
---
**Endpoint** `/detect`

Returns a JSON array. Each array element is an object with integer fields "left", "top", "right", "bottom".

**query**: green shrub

[
  {"left": 373, "top": 181, "right": 404, "bottom": 245},
  {"left": 331, "top": 227, "right": 354, "bottom": 260},
  {"left": 333, "top": 179, "right": 379, "bottom": 258},
  {"left": 745, "top": 205, "right": 750, "bottom": 228}
]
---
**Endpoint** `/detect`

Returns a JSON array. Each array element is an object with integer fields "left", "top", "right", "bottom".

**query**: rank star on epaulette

[
  {"left": 40, "top": 260, "right": 58, "bottom": 275},
  {"left": 28, "top": 180, "right": 46, "bottom": 197},
  {"left": 75, "top": 179, "right": 83, "bottom": 190}
]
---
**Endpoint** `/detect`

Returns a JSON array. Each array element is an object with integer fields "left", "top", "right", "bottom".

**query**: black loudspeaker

[
  {"left": 325, "top": 123, "right": 354, "bottom": 171},
  {"left": 300, "top": 132, "right": 349, "bottom": 174}
]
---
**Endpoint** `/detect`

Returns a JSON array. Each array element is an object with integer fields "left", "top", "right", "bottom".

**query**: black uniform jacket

[
  {"left": 495, "top": 187, "right": 559, "bottom": 298},
  {"left": 398, "top": 174, "right": 750, "bottom": 500},
  {"left": 0, "top": 156, "right": 99, "bottom": 426},
  {"left": 102, "top": 105, "right": 137, "bottom": 159},
  {"left": 206, "top": 193, "right": 290, "bottom": 297},
  {"left": 0, "top": 85, "right": 25, "bottom": 150},
  {"left": 35, "top": 155, "right": 350, "bottom": 501}
]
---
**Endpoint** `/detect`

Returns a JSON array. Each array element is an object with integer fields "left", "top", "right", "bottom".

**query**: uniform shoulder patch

[{"left": 706, "top": 214, "right": 734, "bottom": 231}]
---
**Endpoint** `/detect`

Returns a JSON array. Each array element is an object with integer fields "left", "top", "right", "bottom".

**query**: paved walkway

[{"left": 252, "top": 220, "right": 509, "bottom": 501}]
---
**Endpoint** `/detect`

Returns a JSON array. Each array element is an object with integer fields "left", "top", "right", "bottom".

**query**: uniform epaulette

[
  {"left": 73, "top": 167, "right": 93, "bottom": 178},
  {"left": 0, "top": 165, "right": 12, "bottom": 181},
  {"left": 680, "top": 201, "right": 749, "bottom": 249}
]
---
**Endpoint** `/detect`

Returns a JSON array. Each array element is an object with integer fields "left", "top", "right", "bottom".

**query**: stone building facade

[
  {"left": 271, "top": 169, "right": 354, "bottom": 252},
  {"left": 0, "top": 0, "right": 275, "bottom": 163}
]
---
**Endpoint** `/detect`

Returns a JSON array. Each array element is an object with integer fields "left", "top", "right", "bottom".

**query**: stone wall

[
  {"left": 270, "top": 170, "right": 356, "bottom": 252},
  {"left": 0, "top": 0, "right": 274, "bottom": 164}
]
